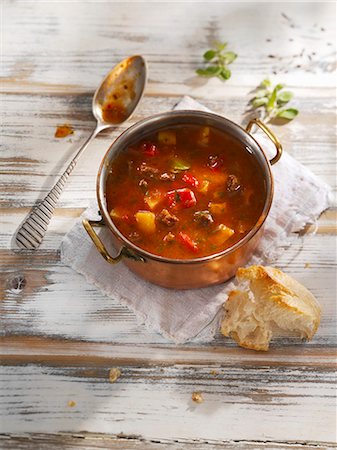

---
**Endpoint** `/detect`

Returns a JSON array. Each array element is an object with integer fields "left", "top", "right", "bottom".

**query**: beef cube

[
  {"left": 139, "top": 179, "right": 148, "bottom": 192},
  {"left": 194, "top": 210, "right": 214, "bottom": 226},
  {"left": 163, "top": 232, "right": 175, "bottom": 243},
  {"left": 227, "top": 174, "right": 241, "bottom": 192},
  {"left": 160, "top": 172, "right": 176, "bottom": 181},
  {"left": 137, "top": 162, "right": 159, "bottom": 179},
  {"left": 157, "top": 209, "right": 179, "bottom": 227}
]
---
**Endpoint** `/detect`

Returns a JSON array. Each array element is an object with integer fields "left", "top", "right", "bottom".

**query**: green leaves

[
  {"left": 250, "top": 79, "right": 299, "bottom": 123},
  {"left": 196, "top": 41, "right": 237, "bottom": 81},
  {"left": 260, "top": 79, "right": 271, "bottom": 88},
  {"left": 276, "top": 108, "right": 299, "bottom": 120},
  {"left": 170, "top": 159, "right": 191, "bottom": 172},
  {"left": 196, "top": 66, "right": 221, "bottom": 77},
  {"left": 252, "top": 97, "right": 268, "bottom": 108},
  {"left": 222, "top": 51, "right": 237, "bottom": 64},
  {"left": 203, "top": 50, "right": 216, "bottom": 61},
  {"left": 218, "top": 67, "right": 231, "bottom": 80},
  {"left": 196, "top": 41, "right": 299, "bottom": 125},
  {"left": 277, "top": 91, "right": 293, "bottom": 105}
]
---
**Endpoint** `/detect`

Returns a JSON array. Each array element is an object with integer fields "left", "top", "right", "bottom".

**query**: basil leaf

[
  {"left": 252, "top": 97, "right": 268, "bottom": 108},
  {"left": 276, "top": 108, "right": 299, "bottom": 120},
  {"left": 203, "top": 50, "right": 216, "bottom": 61}
]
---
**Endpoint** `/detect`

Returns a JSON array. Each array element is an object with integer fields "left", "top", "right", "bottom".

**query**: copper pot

[{"left": 83, "top": 111, "right": 282, "bottom": 289}]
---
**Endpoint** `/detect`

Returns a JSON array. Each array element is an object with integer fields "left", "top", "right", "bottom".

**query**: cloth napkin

[{"left": 60, "top": 96, "right": 332, "bottom": 344}]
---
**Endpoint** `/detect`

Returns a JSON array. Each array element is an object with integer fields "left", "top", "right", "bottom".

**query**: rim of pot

[{"left": 97, "top": 110, "right": 274, "bottom": 265}]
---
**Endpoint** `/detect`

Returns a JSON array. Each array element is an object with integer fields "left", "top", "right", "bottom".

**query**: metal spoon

[{"left": 15, "top": 55, "right": 147, "bottom": 250}]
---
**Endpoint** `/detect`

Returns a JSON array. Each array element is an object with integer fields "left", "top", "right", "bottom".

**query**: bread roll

[{"left": 221, "top": 265, "right": 321, "bottom": 351}]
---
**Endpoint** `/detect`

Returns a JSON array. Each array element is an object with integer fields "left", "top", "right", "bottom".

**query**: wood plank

[
  {"left": 1, "top": 207, "right": 336, "bottom": 255},
  {"left": 0, "top": 363, "right": 335, "bottom": 442},
  {"left": 1, "top": 1, "right": 336, "bottom": 445},
  {"left": 0, "top": 233, "right": 336, "bottom": 345},
  {"left": 1, "top": 335, "right": 337, "bottom": 367},
  {"left": 1, "top": 92, "right": 336, "bottom": 212},
  {"left": 0, "top": 235, "right": 336, "bottom": 345},
  {"left": 2, "top": 2, "right": 336, "bottom": 90},
  {"left": 0, "top": 432, "right": 335, "bottom": 449}
]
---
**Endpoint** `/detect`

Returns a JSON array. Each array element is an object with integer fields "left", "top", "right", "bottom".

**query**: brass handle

[
  {"left": 83, "top": 218, "right": 145, "bottom": 264},
  {"left": 246, "top": 118, "right": 283, "bottom": 165}
]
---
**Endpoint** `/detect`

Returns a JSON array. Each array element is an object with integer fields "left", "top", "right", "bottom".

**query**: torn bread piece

[{"left": 221, "top": 265, "right": 321, "bottom": 351}]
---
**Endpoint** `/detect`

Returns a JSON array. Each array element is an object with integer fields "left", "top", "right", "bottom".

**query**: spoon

[{"left": 15, "top": 55, "right": 147, "bottom": 250}]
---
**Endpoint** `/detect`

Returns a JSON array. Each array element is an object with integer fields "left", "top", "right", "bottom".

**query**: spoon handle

[{"left": 15, "top": 124, "right": 104, "bottom": 249}]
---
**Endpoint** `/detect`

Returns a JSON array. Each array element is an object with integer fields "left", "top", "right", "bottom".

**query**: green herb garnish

[
  {"left": 251, "top": 79, "right": 299, "bottom": 122},
  {"left": 170, "top": 159, "right": 190, "bottom": 173},
  {"left": 196, "top": 41, "right": 237, "bottom": 81}
]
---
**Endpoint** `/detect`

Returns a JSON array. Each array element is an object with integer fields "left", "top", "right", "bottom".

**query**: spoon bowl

[
  {"left": 15, "top": 55, "right": 147, "bottom": 250},
  {"left": 93, "top": 55, "right": 147, "bottom": 125}
]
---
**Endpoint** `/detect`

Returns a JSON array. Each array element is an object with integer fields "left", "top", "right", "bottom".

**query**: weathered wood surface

[
  {"left": 1, "top": 434, "right": 335, "bottom": 450},
  {"left": 1, "top": 1, "right": 336, "bottom": 448},
  {"left": 0, "top": 362, "right": 336, "bottom": 443}
]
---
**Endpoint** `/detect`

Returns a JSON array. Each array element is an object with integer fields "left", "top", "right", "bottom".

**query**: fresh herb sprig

[
  {"left": 196, "top": 42, "right": 237, "bottom": 81},
  {"left": 251, "top": 79, "right": 299, "bottom": 122}
]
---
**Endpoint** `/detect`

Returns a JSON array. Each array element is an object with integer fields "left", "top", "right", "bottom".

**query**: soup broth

[{"left": 106, "top": 124, "right": 266, "bottom": 259}]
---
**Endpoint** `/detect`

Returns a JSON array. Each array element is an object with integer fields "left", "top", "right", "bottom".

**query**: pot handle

[
  {"left": 246, "top": 118, "right": 282, "bottom": 165},
  {"left": 83, "top": 218, "right": 145, "bottom": 264}
]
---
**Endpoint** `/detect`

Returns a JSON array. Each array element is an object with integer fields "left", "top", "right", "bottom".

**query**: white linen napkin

[{"left": 60, "top": 96, "right": 332, "bottom": 344}]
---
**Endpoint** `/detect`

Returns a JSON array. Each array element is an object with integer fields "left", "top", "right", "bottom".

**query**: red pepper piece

[
  {"left": 166, "top": 188, "right": 196, "bottom": 209},
  {"left": 182, "top": 173, "right": 200, "bottom": 188},
  {"left": 141, "top": 142, "right": 158, "bottom": 157},
  {"left": 178, "top": 232, "right": 199, "bottom": 252},
  {"left": 208, "top": 155, "right": 223, "bottom": 171}
]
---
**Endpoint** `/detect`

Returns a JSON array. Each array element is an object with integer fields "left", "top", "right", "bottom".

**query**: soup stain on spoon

[{"left": 15, "top": 55, "right": 147, "bottom": 250}]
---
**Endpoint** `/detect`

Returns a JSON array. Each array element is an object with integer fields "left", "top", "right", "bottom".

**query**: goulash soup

[{"left": 106, "top": 124, "right": 266, "bottom": 259}]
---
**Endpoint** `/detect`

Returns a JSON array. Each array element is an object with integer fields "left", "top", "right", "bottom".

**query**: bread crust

[{"left": 221, "top": 265, "right": 321, "bottom": 351}]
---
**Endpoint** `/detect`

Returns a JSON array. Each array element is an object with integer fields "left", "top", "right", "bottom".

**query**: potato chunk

[
  {"left": 158, "top": 130, "right": 176, "bottom": 146},
  {"left": 208, "top": 202, "right": 227, "bottom": 215},
  {"left": 198, "top": 180, "right": 209, "bottom": 194},
  {"left": 198, "top": 126, "right": 210, "bottom": 146},
  {"left": 213, "top": 224, "right": 234, "bottom": 245},
  {"left": 135, "top": 211, "right": 156, "bottom": 234}
]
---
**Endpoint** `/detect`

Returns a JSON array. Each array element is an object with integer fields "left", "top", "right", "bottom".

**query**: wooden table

[{"left": 1, "top": 2, "right": 336, "bottom": 448}]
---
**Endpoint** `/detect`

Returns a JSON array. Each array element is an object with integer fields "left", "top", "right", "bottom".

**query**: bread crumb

[
  {"left": 67, "top": 400, "right": 76, "bottom": 407},
  {"left": 304, "top": 262, "right": 311, "bottom": 268},
  {"left": 192, "top": 392, "right": 203, "bottom": 403},
  {"left": 55, "top": 124, "right": 74, "bottom": 138},
  {"left": 210, "top": 369, "right": 218, "bottom": 376},
  {"left": 109, "top": 367, "right": 121, "bottom": 383}
]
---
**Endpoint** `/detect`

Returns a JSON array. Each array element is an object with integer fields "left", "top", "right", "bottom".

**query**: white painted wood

[
  {"left": 1, "top": 232, "right": 336, "bottom": 344},
  {"left": 0, "top": 364, "right": 336, "bottom": 443},
  {"left": 0, "top": 1, "right": 336, "bottom": 446},
  {"left": 1, "top": 434, "right": 333, "bottom": 450},
  {"left": 2, "top": 2, "right": 336, "bottom": 89}
]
